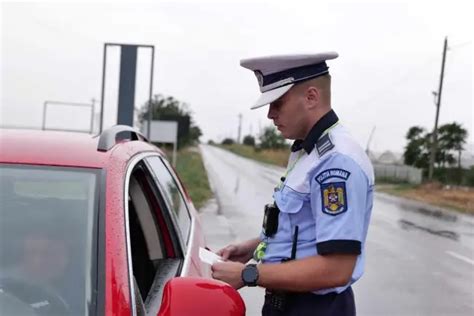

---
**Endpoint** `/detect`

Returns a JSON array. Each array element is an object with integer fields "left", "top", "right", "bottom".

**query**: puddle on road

[
  {"left": 377, "top": 193, "right": 458, "bottom": 223},
  {"left": 411, "top": 206, "right": 457, "bottom": 222},
  {"left": 399, "top": 219, "right": 459, "bottom": 241},
  {"left": 377, "top": 194, "right": 474, "bottom": 242}
]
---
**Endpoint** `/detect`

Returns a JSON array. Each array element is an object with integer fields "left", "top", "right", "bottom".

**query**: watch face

[{"left": 243, "top": 265, "right": 257, "bottom": 284}]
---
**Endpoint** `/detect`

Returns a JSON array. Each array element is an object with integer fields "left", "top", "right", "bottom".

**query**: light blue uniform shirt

[{"left": 260, "top": 115, "right": 374, "bottom": 295}]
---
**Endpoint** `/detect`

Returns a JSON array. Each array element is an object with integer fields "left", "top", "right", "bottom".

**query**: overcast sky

[{"left": 1, "top": 0, "right": 472, "bottom": 154}]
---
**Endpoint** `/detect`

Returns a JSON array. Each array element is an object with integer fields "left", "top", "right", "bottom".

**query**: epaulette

[{"left": 316, "top": 133, "right": 334, "bottom": 157}]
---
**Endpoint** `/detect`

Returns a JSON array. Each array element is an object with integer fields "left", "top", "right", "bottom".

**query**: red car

[{"left": 0, "top": 126, "right": 245, "bottom": 316}]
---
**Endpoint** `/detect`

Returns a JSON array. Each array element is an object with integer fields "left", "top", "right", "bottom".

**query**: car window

[
  {"left": 145, "top": 156, "right": 191, "bottom": 244},
  {"left": 0, "top": 164, "right": 99, "bottom": 316},
  {"left": 126, "top": 161, "right": 183, "bottom": 313},
  {"left": 127, "top": 164, "right": 165, "bottom": 301}
]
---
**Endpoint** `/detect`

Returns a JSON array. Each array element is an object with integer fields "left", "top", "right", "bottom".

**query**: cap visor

[{"left": 250, "top": 84, "right": 294, "bottom": 109}]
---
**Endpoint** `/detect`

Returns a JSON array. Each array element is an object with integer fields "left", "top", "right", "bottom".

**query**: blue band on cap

[{"left": 262, "top": 62, "right": 329, "bottom": 88}]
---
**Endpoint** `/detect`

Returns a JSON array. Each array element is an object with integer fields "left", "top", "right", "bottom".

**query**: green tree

[
  {"left": 242, "top": 135, "right": 256, "bottom": 146},
  {"left": 437, "top": 122, "right": 468, "bottom": 168},
  {"left": 139, "top": 94, "right": 202, "bottom": 147},
  {"left": 403, "top": 126, "right": 430, "bottom": 169},
  {"left": 259, "top": 126, "right": 287, "bottom": 149},
  {"left": 404, "top": 122, "right": 468, "bottom": 170}
]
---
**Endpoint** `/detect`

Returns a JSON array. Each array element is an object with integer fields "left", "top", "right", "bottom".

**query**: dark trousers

[{"left": 262, "top": 287, "right": 355, "bottom": 316}]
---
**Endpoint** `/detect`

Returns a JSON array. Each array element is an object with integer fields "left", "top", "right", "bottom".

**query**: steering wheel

[{"left": 0, "top": 277, "right": 71, "bottom": 316}]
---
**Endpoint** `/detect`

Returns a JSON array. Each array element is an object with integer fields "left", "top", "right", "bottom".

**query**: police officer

[{"left": 211, "top": 52, "right": 374, "bottom": 316}]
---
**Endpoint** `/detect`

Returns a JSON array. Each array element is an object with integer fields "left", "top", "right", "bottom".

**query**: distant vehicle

[{"left": 0, "top": 126, "right": 245, "bottom": 316}]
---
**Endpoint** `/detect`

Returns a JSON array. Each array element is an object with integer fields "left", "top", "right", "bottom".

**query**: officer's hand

[
  {"left": 211, "top": 261, "right": 245, "bottom": 290},
  {"left": 217, "top": 244, "right": 252, "bottom": 263}
]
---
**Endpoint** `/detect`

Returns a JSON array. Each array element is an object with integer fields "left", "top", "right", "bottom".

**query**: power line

[
  {"left": 352, "top": 39, "right": 471, "bottom": 108},
  {"left": 353, "top": 54, "right": 440, "bottom": 107},
  {"left": 449, "top": 41, "right": 472, "bottom": 50}
]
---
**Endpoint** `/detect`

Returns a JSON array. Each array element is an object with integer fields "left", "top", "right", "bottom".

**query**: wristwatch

[{"left": 241, "top": 264, "right": 259, "bottom": 287}]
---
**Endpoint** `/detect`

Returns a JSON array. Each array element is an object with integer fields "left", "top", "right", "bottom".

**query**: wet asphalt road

[{"left": 199, "top": 145, "right": 474, "bottom": 316}]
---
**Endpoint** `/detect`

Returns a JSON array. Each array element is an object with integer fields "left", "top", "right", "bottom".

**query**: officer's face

[{"left": 267, "top": 88, "right": 309, "bottom": 139}]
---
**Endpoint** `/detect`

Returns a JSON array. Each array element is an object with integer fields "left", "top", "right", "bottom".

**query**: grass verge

[
  {"left": 377, "top": 182, "right": 474, "bottom": 215},
  {"left": 219, "top": 144, "right": 289, "bottom": 167},
  {"left": 174, "top": 147, "right": 212, "bottom": 210}
]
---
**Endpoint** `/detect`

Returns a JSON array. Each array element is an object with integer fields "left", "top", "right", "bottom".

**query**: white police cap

[{"left": 240, "top": 52, "right": 338, "bottom": 109}]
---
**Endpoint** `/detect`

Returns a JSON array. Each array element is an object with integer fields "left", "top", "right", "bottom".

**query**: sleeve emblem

[{"left": 321, "top": 182, "right": 347, "bottom": 215}]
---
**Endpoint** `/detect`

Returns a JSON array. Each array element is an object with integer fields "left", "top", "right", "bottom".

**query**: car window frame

[
  {"left": 95, "top": 168, "right": 106, "bottom": 316},
  {"left": 143, "top": 155, "right": 198, "bottom": 283},
  {"left": 144, "top": 156, "right": 192, "bottom": 246},
  {"left": 123, "top": 152, "right": 188, "bottom": 316},
  {"left": 128, "top": 169, "right": 167, "bottom": 261}
]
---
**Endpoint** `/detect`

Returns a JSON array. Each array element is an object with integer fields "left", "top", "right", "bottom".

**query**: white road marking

[{"left": 446, "top": 251, "right": 474, "bottom": 266}]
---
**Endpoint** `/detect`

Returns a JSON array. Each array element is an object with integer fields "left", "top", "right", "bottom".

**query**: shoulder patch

[
  {"left": 315, "top": 168, "right": 351, "bottom": 184},
  {"left": 321, "top": 182, "right": 347, "bottom": 216},
  {"left": 316, "top": 133, "right": 334, "bottom": 157}
]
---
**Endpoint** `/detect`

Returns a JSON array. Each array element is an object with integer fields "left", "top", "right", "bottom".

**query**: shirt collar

[{"left": 291, "top": 109, "right": 339, "bottom": 154}]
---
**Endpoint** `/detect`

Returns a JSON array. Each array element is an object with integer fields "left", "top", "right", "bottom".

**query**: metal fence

[{"left": 373, "top": 163, "right": 423, "bottom": 184}]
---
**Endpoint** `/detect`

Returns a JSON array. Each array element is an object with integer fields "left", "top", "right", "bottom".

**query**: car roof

[{"left": 0, "top": 128, "right": 164, "bottom": 168}]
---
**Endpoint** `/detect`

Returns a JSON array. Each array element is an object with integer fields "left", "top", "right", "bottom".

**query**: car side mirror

[{"left": 157, "top": 277, "right": 245, "bottom": 316}]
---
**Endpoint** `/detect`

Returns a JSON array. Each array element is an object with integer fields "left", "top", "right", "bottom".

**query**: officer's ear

[{"left": 305, "top": 86, "right": 320, "bottom": 109}]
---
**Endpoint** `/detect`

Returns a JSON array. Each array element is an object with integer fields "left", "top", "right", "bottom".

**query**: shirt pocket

[{"left": 273, "top": 186, "right": 312, "bottom": 241}]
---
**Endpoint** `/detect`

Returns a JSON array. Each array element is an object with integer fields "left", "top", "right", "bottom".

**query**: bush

[
  {"left": 259, "top": 126, "right": 287, "bottom": 150},
  {"left": 430, "top": 167, "right": 474, "bottom": 186},
  {"left": 221, "top": 138, "right": 235, "bottom": 145},
  {"left": 465, "top": 167, "right": 474, "bottom": 186},
  {"left": 243, "top": 135, "right": 256, "bottom": 146}
]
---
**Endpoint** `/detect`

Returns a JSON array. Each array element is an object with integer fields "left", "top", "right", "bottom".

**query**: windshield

[{"left": 0, "top": 164, "right": 99, "bottom": 316}]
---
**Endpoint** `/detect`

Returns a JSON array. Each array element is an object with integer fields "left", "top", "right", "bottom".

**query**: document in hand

[{"left": 199, "top": 247, "right": 223, "bottom": 265}]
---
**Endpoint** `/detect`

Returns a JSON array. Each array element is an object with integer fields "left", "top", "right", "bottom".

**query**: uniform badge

[
  {"left": 316, "top": 168, "right": 350, "bottom": 216},
  {"left": 321, "top": 182, "right": 347, "bottom": 215},
  {"left": 316, "top": 133, "right": 335, "bottom": 157}
]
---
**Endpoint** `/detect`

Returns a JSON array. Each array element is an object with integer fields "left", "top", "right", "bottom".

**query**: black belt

[
  {"left": 265, "top": 289, "right": 338, "bottom": 297},
  {"left": 263, "top": 287, "right": 355, "bottom": 316}
]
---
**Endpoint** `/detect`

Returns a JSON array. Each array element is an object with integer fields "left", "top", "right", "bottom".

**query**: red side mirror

[{"left": 157, "top": 277, "right": 245, "bottom": 316}]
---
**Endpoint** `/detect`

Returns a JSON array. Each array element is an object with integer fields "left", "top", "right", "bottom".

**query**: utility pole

[
  {"left": 237, "top": 113, "right": 242, "bottom": 144},
  {"left": 428, "top": 36, "right": 448, "bottom": 181},
  {"left": 366, "top": 126, "right": 376, "bottom": 156}
]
